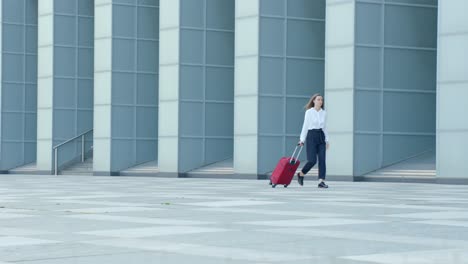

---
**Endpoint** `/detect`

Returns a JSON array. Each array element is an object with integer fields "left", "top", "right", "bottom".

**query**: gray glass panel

[
  {"left": 356, "top": 47, "right": 381, "bottom": 88},
  {"left": 180, "top": 29, "right": 204, "bottom": 64},
  {"left": 112, "top": 39, "right": 136, "bottom": 71},
  {"left": 26, "top": 26, "right": 38, "bottom": 53},
  {"left": 206, "top": 31, "right": 234, "bottom": 66},
  {"left": 205, "top": 67, "right": 233, "bottom": 101},
  {"left": 287, "top": 20, "right": 324, "bottom": 58},
  {"left": 286, "top": 59, "right": 324, "bottom": 96},
  {"left": 55, "top": 0, "right": 77, "bottom": 14},
  {"left": 24, "top": 143, "right": 37, "bottom": 164},
  {"left": 355, "top": 90, "right": 382, "bottom": 132},
  {"left": 78, "top": 0, "right": 94, "bottom": 16},
  {"left": 205, "top": 103, "right": 233, "bottom": 137},
  {"left": 206, "top": 0, "right": 234, "bottom": 30},
  {"left": 260, "top": 57, "right": 284, "bottom": 95},
  {"left": 54, "top": 109, "right": 76, "bottom": 139},
  {"left": 78, "top": 17, "right": 94, "bottom": 47},
  {"left": 260, "top": 0, "right": 285, "bottom": 16},
  {"left": 112, "top": 106, "right": 135, "bottom": 138},
  {"left": 3, "top": 0, "right": 25, "bottom": 23},
  {"left": 2, "top": 143, "right": 24, "bottom": 167},
  {"left": 77, "top": 110, "right": 93, "bottom": 132},
  {"left": 112, "top": 72, "right": 136, "bottom": 105},
  {"left": 137, "top": 74, "right": 158, "bottom": 105},
  {"left": 26, "top": 0, "right": 38, "bottom": 24},
  {"left": 384, "top": 48, "right": 436, "bottom": 91},
  {"left": 55, "top": 15, "right": 76, "bottom": 45},
  {"left": 180, "top": 66, "right": 204, "bottom": 100},
  {"left": 356, "top": 2, "right": 382, "bottom": 45},
  {"left": 111, "top": 139, "right": 136, "bottom": 171},
  {"left": 258, "top": 136, "right": 283, "bottom": 174},
  {"left": 181, "top": 0, "right": 204, "bottom": 28},
  {"left": 180, "top": 102, "right": 203, "bottom": 137},
  {"left": 259, "top": 97, "right": 284, "bottom": 134},
  {"left": 78, "top": 48, "right": 94, "bottom": 78},
  {"left": 287, "top": 0, "right": 325, "bottom": 19},
  {"left": 386, "top": 0, "right": 437, "bottom": 6},
  {"left": 78, "top": 80, "right": 93, "bottom": 109},
  {"left": 25, "top": 84, "right": 37, "bottom": 111},
  {"left": 138, "top": 0, "right": 159, "bottom": 7},
  {"left": 136, "top": 140, "right": 157, "bottom": 163},
  {"left": 114, "top": 0, "right": 138, "bottom": 4},
  {"left": 25, "top": 113, "right": 37, "bottom": 140},
  {"left": 2, "top": 84, "right": 24, "bottom": 111},
  {"left": 54, "top": 78, "right": 77, "bottom": 108},
  {"left": 136, "top": 107, "right": 158, "bottom": 138},
  {"left": 26, "top": 55, "right": 38, "bottom": 83},
  {"left": 383, "top": 91, "right": 436, "bottom": 133},
  {"left": 354, "top": 134, "right": 381, "bottom": 175},
  {"left": 137, "top": 40, "right": 158, "bottom": 72},
  {"left": 113, "top": 5, "right": 136, "bottom": 38},
  {"left": 54, "top": 47, "right": 76, "bottom": 77},
  {"left": 137, "top": 6, "right": 159, "bottom": 39},
  {"left": 260, "top": 17, "right": 285, "bottom": 56},
  {"left": 3, "top": 54, "right": 24, "bottom": 82},
  {"left": 385, "top": 5, "right": 437, "bottom": 48},
  {"left": 205, "top": 139, "right": 233, "bottom": 164},
  {"left": 2, "top": 24, "right": 24, "bottom": 53},
  {"left": 285, "top": 97, "right": 306, "bottom": 135},
  {"left": 383, "top": 135, "right": 435, "bottom": 166},
  {"left": 179, "top": 138, "right": 204, "bottom": 172},
  {"left": 2, "top": 113, "right": 23, "bottom": 140}
]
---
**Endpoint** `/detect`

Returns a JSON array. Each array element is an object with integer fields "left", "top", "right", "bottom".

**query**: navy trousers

[{"left": 301, "top": 129, "right": 326, "bottom": 180}]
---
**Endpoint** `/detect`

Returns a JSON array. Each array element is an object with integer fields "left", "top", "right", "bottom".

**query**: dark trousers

[{"left": 301, "top": 129, "right": 326, "bottom": 180}]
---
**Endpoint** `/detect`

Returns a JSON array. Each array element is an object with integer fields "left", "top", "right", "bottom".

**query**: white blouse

[{"left": 299, "top": 108, "right": 329, "bottom": 143}]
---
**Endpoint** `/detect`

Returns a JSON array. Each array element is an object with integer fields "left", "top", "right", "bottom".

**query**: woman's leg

[
  {"left": 317, "top": 142, "right": 326, "bottom": 180},
  {"left": 301, "top": 132, "right": 317, "bottom": 175}
]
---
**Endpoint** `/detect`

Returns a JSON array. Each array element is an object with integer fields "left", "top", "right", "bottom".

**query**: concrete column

[
  {"left": 437, "top": 0, "right": 468, "bottom": 183},
  {"left": 234, "top": 0, "right": 325, "bottom": 177},
  {"left": 159, "top": 0, "right": 234, "bottom": 176},
  {"left": 234, "top": 0, "right": 260, "bottom": 177},
  {"left": 158, "top": 0, "right": 180, "bottom": 175},
  {"left": 0, "top": 0, "right": 38, "bottom": 171},
  {"left": 36, "top": 0, "right": 54, "bottom": 173},
  {"left": 326, "top": 0, "right": 437, "bottom": 179},
  {"left": 94, "top": 0, "right": 159, "bottom": 175},
  {"left": 37, "top": 0, "right": 94, "bottom": 174},
  {"left": 324, "top": 0, "right": 355, "bottom": 179}
]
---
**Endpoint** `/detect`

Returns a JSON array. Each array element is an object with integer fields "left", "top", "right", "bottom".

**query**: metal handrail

[{"left": 53, "top": 129, "right": 93, "bottom": 175}]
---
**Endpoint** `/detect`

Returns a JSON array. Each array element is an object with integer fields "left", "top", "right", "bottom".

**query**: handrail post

[
  {"left": 54, "top": 148, "right": 58, "bottom": 176},
  {"left": 81, "top": 134, "right": 85, "bottom": 162}
]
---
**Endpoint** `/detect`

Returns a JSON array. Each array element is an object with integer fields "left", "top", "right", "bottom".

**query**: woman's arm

[
  {"left": 323, "top": 111, "right": 329, "bottom": 143},
  {"left": 299, "top": 111, "right": 309, "bottom": 144}
]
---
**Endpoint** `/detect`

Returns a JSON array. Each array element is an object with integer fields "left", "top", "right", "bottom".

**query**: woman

[{"left": 297, "top": 93, "right": 330, "bottom": 188}]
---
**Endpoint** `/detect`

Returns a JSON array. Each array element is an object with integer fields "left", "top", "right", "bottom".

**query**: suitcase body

[{"left": 270, "top": 146, "right": 303, "bottom": 188}]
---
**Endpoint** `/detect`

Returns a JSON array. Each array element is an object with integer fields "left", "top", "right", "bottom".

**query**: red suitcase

[{"left": 270, "top": 145, "right": 303, "bottom": 188}]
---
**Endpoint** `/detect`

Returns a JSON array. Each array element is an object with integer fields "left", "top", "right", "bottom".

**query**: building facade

[{"left": 0, "top": 0, "right": 466, "bottom": 183}]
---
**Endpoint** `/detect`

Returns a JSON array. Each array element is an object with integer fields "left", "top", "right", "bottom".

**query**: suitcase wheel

[
  {"left": 271, "top": 184, "right": 277, "bottom": 188},
  {"left": 284, "top": 185, "right": 288, "bottom": 188},
  {"left": 269, "top": 179, "right": 272, "bottom": 185}
]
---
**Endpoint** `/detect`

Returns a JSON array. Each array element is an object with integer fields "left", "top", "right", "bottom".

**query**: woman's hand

[
  {"left": 326, "top": 142, "right": 330, "bottom": 150},
  {"left": 298, "top": 141, "right": 304, "bottom": 146}
]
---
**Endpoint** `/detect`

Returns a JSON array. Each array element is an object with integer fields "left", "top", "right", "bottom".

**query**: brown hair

[{"left": 305, "top": 93, "right": 325, "bottom": 110}]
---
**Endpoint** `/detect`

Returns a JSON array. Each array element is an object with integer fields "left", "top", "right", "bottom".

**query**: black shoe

[
  {"left": 318, "top": 182, "right": 328, "bottom": 188},
  {"left": 297, "top": 173, "right": 304, "bottom": 186}
]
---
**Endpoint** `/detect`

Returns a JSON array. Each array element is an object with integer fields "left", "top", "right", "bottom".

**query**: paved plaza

[{"left": 1, "top": 175, "right": 468, "bottom": 263}]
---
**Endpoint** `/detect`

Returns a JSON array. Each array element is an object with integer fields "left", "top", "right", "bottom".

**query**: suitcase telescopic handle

[{"left": 289, "top": 145, "right": 303, "bottom": 164}]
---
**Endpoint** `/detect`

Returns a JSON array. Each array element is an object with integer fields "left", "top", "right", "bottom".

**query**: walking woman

[{"left": 297, "top": 93, "right": 330, "bottom": 188}]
